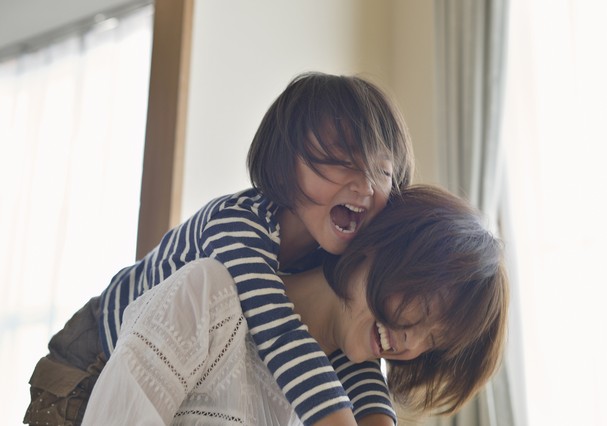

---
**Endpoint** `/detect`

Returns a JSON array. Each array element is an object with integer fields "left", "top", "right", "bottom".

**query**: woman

[{"left": 82, "top": 185, "right": 508, "bottom": 425}]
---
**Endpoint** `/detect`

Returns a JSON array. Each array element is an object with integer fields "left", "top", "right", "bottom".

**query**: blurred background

[{"left": 1, "top": 1, "right": 606, "bottom": 425}]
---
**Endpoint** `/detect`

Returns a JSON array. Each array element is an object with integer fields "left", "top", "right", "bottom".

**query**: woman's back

[{"left": 84, "top": 258, "right": 301, "bottom": 425}]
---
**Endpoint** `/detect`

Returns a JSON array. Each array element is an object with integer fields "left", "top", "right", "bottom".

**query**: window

[
  {"left": 0, "top": 5, "right": 153, "bottom": 423},
  {"left": 502, "top": 1, "right": 607, "bottom": 425}
]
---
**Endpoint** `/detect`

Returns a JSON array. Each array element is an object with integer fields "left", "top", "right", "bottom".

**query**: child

[
  {"left": 80, "top": 185, "right": 508, "bottom": 424},
  {"left": 25, "top": 72, "right": 414, "bottom": 425}
]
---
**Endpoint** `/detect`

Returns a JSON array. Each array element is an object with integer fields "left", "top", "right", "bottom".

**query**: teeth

[
  {"left": 376, "top": 322, "right": 392, "bottom": 352},
  {"left": 333, "top": 204, "right": 365, "bottom": 233},
  {"left": 344, "top": 204, "right": 364, "bottom": 213},
  {"left": 335, "top": 220, "right": 357, "bottom": 233}
]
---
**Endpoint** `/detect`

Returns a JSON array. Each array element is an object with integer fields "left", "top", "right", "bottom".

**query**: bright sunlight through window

[
  {"left": 0, "top": 6, "right": 152, "bottom": 424},
  {"left": 503, "top": 1, "right": 607, "bottom": 425}
]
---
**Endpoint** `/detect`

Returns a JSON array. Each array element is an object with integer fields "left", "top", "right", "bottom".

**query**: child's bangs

[
  {"left": 305, "top": 75, "right": 409, "bottom": 190},
  {"left": 300, "top": 113, "right": 395, "bottom": 192}
]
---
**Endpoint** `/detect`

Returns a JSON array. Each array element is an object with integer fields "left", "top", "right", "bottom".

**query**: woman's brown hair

[
  {"left": 324, "top": 185, "right": 509, "bottom": 415},
  {"left": 247, "top": 71, "right": 414, "bottom": 208}
]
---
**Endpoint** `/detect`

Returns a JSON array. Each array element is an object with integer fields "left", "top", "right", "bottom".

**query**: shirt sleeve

[
  {"left": 83, "top": 261, "right": 218, "bottom": 426},
  {"left": 330, "top": 350, "right": 397, "bottom": 424},
  {"left": 200, "top": 204, "right": 352, "bottom": 425}
]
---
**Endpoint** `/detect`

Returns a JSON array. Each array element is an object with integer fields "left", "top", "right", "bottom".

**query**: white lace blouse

[{"left": 83, "top": 258, "right": 302, "bottom": 425}]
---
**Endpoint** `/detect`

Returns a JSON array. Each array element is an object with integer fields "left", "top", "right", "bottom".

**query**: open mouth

[
  {"left": 330, "top": 204, "right": 365, "bottom": 233},
  {"left": 375, "top": 321, "right": 394, "bottom": 352}
]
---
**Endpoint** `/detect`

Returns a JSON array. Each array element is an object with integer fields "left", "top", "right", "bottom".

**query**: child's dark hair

[
  {"left": 324, "top": 185, "right": 509, "bottom": 415},
  {"left": 247, "top": 71, "right": 414, "bottom": 208}
]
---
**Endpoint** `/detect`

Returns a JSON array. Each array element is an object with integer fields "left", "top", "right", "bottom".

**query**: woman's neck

[
  {"left": 277, "top": 207, "right": 319, "bottom": 269},
  {"left": 283, "top": 268, "right": 340, "bottom": 355}
]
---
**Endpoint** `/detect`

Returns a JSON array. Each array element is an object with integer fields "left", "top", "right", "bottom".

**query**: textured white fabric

[{"left": 83, "top": 258, "right": 302, "bottom": 426}]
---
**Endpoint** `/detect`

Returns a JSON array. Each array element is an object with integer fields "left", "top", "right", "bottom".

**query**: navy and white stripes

[
  {"left": 330, "top": 351, "right": 396, "bottom": 421},
  {"left": 98, "top": 188, "right": 395, "bottom": 425}
]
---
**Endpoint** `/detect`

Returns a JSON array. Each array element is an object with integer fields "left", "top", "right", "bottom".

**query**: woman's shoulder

[
  {"left": 176, "top": 258, "right": 238, "bottom": 299},
  {"left": 123, "top": 259, "right": 238, "bottom": 325}
]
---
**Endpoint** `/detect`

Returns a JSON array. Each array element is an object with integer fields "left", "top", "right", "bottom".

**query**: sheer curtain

[
  {"left": 419, "top": 1, "right": 516, "bottom": 425},
  {"left": 0, "top": 5, "right": 153, "bottom": 424},
  {"left": 501, "top": 1, "right": 607, "bottom": 426}
]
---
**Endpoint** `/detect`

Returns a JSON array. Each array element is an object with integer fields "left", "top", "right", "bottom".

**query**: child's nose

[{"left": 349, "top": 171, "right": 374, "bottom": 196}]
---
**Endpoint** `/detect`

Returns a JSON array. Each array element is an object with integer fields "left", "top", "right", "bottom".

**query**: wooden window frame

[{"left": 136, "top": 0, "right": 194, "bottom": 258}]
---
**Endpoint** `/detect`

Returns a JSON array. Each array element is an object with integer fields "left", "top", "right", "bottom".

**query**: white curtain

[
  {"left": 0, "top": 6, "right": 152, "bottom": 424},
  {"left": 420, "top": 1, "right": 514, "bottom": 425},
  {"left": 501, "top": 1, "right": 607, "bottom": 426}
]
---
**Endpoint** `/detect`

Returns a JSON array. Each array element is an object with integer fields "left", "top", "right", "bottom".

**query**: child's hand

[
  {"left": 311, "top": 408, "right": 357, "bottom": 426},
  {"left": 311, "top": 409, "right": 395, "bottom": 426},
  {"left": 357, "top": 413, "right": 395, "bottom": 426}
]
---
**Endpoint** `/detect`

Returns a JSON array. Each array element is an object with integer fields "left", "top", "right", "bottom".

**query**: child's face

[
  {"left": 293, "top": 132, "right": 393, "bottom": 255},
  {"left": 337, "top": 260, "right": 444, "bottom": 363}
]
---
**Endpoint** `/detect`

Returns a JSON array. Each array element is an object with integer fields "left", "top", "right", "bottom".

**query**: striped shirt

[{"left": 98, "top": 188, "right": 395, "bottom": 425}]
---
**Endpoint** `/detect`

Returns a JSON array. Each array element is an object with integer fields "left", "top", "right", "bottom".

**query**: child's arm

[
  {"left": 200, "top": 200, "right": 352, "bottom": 425},
  {"left": 312, "top": 408, "right": 357, "bottom": 425},
  {"left": 312, "top": 409, "right": 394, "bottom": 426},
  {"left": 330, "top": 351, "right": 397, "bottom": 424},
  {"left": 358, "top": 414, "right": 396, "bottom": 426}
]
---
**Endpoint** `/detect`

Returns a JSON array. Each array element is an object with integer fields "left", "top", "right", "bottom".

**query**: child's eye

[{"left": 376, "top": 159, "right": 393, "bottom": 178}]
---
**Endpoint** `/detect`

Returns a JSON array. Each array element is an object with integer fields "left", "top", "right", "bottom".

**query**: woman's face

[{"left": 337, "top": 260, "right": 444, "bottom": 363}]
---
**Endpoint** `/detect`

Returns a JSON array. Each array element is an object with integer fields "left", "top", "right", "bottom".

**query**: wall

[
  {"left": 390, "top": 0, "right": 440, "bottom": 186},
  {"left": 181, "top": 0, "right": 439, "bottom": 219}
]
